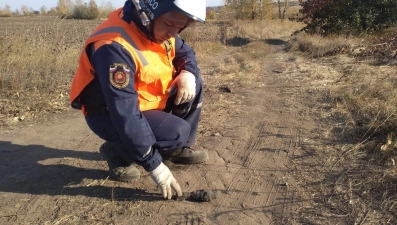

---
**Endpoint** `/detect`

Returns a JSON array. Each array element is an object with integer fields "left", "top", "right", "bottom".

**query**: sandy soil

[{"left": 0, "top": 41, "right": 335, "bottom": 225}]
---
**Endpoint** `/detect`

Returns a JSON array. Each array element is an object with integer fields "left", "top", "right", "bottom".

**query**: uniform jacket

[{"left": 69, "top": 1, "right": 200, "bottom": 170}]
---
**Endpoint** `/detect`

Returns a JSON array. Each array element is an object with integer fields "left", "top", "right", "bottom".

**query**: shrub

[
  {"left": 71, "top": 0, "right": 99, "bottom": 20},
  {"left": 299, "top": 0, "right": 397, "bottom": 35}
]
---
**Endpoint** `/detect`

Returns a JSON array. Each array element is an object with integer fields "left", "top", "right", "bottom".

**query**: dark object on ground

[
  {"left": 219, "top": 85, "right": 232, "bottom": 93},
  {"left": 173, "top": 189, "right": 217, "bottom": 202}
]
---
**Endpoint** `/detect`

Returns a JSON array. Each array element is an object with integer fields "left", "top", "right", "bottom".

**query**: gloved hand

[
  {"left": 150, "top": 162, "right": 182, "bottom": 199},
  {"left": 166, "top": 70, "right": 196, "bottom": 105}
]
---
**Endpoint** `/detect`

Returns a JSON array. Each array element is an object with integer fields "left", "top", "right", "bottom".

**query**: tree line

[
  {"left": 0, "top": 0, "right": 115, "bottom": 19},
  {"left": 217, "top": 0, "right": 397, "bottom": 35},
  {"left": 2, "top": 0, "right": 396, "bottom": 35}
]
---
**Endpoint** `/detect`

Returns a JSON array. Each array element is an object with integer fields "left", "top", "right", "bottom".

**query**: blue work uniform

[{"left": 78, "top": 1, "right": 203, "bottom": 171}]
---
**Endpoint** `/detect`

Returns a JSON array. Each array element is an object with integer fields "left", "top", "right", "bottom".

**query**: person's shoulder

[
  {"left": 93, "top": 40, "right": 125, "bottom": 52},
  {"left": 90, "top": 41, "right": 130, "bottom": 61},
  {"left": 93, "top": 40, "right": 113, "bottom": 51}
]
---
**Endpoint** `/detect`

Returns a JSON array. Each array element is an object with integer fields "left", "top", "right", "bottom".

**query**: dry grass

[
  {"left": 1, "top": 17, "right": 299, "bottom": 126},
  {"left": 286, "top": 29, "right": 397, "bottom": 223},
  {"left": 0, "top": 17, "right": 101, "bottom": 125},
  {"left": 2, "top": 13, "right": 397, "bottom": 223},
  {"left": 288, "top": 33, "right": 360, "bottom": 58},
  {"left": 180, "top": 19, "right": 301, "bottom": 89}
]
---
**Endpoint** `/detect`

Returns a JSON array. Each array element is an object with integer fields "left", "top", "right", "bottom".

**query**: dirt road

[{"left": 0, "top": 41, "right": 319, "bottom": 224}]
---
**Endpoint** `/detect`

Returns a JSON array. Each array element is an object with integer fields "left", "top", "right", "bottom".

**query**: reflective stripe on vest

[
  {"left": 89, "top": 27, "right": 148, "bottom": 66},
  {"left": 70, "top": 9, "right": 176, "bottom": 112}
]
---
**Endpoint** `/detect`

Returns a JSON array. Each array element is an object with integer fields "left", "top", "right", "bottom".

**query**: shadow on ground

[
  {"left": 226, "top": 37, "right": 251, "bottom": 46},
  {"left": 264, "top": 39, "right": 287, "bottom": 46},
  {"left": 0, "top": 141, "right": 160, "bottom": 202}
]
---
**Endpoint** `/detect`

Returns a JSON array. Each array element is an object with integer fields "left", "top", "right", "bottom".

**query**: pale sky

[{"left": 0, "top": 0, "right": 224, "bottom": 11}]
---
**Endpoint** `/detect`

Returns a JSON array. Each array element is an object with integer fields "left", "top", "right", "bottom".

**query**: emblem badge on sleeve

[{"left": 109, "top": 63, "right": 130, "bottom": 89}]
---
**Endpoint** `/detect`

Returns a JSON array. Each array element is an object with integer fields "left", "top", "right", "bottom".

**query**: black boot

[
  {"left": 161, "top": 147, "right": 208, "bottom": 164},
  {"left": 99, "top": 142, "right": 140, "bottom": 182}
]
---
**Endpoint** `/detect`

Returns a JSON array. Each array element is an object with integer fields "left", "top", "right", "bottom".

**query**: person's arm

[
  {"left": 172, "top": 35, "right": 200, "bottom": 78},
  {"left": 166, "top": 36, "right": 201, "bottom": 105},
  {"left": 90, "top": 42, "right": 162, "bottom": 171}
]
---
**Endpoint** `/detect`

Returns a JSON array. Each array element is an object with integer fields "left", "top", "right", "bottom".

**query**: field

[{"left": 1, "top": 16, "right": 397, "bottom": 224}]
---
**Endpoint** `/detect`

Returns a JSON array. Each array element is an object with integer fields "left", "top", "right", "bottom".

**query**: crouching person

[{"left": 69, "top": 0, "right": 208, "bottom": 199}]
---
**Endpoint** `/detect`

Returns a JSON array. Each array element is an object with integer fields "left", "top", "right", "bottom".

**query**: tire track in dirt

[
  {"left": 188, "top": 44, "right": 305, "bottom": 224},
  {"left": 208, "top": 119, "right": 301, "bottom": 224}
]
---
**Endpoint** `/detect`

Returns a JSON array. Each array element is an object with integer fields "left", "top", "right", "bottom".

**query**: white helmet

[{"left": 133, "top": 0, "right": 206, "bottom": 26}]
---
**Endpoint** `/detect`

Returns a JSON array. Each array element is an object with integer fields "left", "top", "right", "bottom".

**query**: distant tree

[
  {"left": 71, "top": 0, "right": 99, "bottom": 19},
  {"left": 65, "top": 0, "right": 74, "bottom": 11},
  {"left": 224, "top": 0, "right": 272, "bottom": 20},
  {"left": 47, "top": 7, "right": 58, "bottom": 16},
  {"left": 98, "top": 1, "right": 115, "bottom": 19},
  {"left": 21, "top": 5, "right": 31, "bottom": 16},
  {"left": 14, "top": 9, "right": 22, "bottom": 16},
  {"left": 57, "top": 0, "right": 73, "bottom": 18},
  {"left": 0, "top": 4, "right": 13, "bottom": 17},
  {"left": 57, "top": 0, "right": 68, "bottom": 17},
  {"left": 40, "top": 5, "right": 47, "bottom": 15},
  {"left": 72, "top": 3, "right": 89, "bottom": 19},
  {"left": 277, "top": 0, "right": 289, "bottom": 20},
  {"left": 75, "top": 0, "right": 84, "bottom": 6},
  {"left": 4, "top": 4, "right": 11, "bottom": 13},
  {"left": 88, "top": 0, "right": 99, "bottom": 19}
]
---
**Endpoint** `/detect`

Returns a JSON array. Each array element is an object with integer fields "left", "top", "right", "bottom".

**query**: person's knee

[
  {"left": 165, "top": 118, "right": 191, "bottom": 149},
  {"left": 179, "top": 119, "right": 191, "bottom": 142}
]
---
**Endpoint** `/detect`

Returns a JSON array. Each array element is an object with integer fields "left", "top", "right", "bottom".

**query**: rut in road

[{"left": 190, "top": 44, "right": 305, "bottom": 224}]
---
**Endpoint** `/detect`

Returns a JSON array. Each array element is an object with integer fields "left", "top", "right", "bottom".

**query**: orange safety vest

[{"left": 70, "top": 8, "right": 176, "bottom": 113}]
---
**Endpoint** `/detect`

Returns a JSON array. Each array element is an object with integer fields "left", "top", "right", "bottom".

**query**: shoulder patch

[{"left": 109, "top": 63, "right": 130, "bottom": 89}]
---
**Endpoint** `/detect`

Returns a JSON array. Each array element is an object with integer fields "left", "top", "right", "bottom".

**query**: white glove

[
  {"left": 150, "top": 162, "right": 182, "bottom": 199},
  {"left": 166, "top": 70, "right": 196, "bottom": 105}
]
